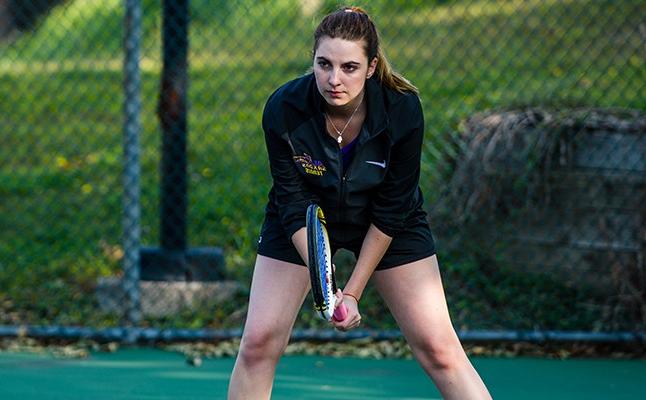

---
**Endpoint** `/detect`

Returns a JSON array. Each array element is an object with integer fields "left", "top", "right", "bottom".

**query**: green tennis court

[{"left": 1, "top": 348, "right": 644, "bottom": 399}]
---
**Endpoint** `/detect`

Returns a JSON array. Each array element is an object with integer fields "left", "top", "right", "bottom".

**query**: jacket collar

[{"left": 284, "top": 73, "right": 389, "bottom": 139}]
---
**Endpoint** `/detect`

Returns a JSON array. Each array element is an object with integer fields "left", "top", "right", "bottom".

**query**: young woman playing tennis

[{"left": 228, "top": 7, "right": 492, "bottom": 399}]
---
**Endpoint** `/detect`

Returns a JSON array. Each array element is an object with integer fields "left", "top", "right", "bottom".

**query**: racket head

[{"left": 306, "top": 204, "right": 338, "bottom": 321}]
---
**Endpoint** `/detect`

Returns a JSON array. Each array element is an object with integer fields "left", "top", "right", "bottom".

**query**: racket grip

[{"left": 332, "top": 303, "right": 348, "bottom": 322}]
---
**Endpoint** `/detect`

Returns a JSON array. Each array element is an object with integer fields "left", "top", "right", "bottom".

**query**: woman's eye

[
  {"left": 318, "top": 61, "right": 329, "bottom": 68},
  {"left": 344, "top": 65, "right": 358, "bottom": 72}
]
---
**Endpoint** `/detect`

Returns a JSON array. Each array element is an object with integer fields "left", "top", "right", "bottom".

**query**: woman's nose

[{"left": 328, "top": 69, "right": 341, "bottom": 86}]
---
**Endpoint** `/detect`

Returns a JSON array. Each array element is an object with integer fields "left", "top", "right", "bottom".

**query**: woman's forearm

[
  {"left": 291, "top": 227, "right": 309, "bottom": 266},
  {"left": 343, "top": 224, "right": 392, "bottom": 299},
  {"left": 293, "top": 223, "right": 393, "bottom": 300},
  {"left": 292, "top": 227, "right": 309, "bottom": 265}
]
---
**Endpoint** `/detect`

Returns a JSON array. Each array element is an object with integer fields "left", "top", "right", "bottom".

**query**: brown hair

[{"left": 313, "top": 6, "right": 418, "bottom": 94}]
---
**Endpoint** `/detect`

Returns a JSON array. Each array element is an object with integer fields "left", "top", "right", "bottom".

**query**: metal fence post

[
  {"left": 123, "top": 0, "right": 142, "bottom": 328},
  {"left": 140, "top": 0, "right": 224, "bottom": 282},
  {"left": 158, "top": 0, "right": 189, "bottom": 254}
]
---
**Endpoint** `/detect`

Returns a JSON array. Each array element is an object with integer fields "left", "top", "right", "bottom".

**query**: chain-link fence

[{"left": 1, "top": 0, "right": 644, "bottom": 341}]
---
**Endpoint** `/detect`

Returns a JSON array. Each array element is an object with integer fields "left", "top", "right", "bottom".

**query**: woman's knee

[
  {"left": 237, "top": 327, "right": 288, "bottom": 366},
  {"left": 410, "top": 331, "right": 466, "bottom": 371}
]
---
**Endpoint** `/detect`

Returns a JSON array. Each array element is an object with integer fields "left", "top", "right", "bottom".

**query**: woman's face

[{"left": 313, "top": 36, "right": 377, "bottom": 108}]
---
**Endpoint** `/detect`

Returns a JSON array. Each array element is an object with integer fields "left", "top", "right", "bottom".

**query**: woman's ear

[{"left": 367, "top": 57, "right": 378, "bottom": 79}]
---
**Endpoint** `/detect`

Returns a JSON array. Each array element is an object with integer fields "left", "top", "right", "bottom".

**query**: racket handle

[{"left": 332, "top": 303, "right": 348, "bottom": 322}]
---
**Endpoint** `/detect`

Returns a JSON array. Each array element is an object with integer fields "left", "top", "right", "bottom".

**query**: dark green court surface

[{"left": 0, "top": 348, "right": 644, "bottom": 399}]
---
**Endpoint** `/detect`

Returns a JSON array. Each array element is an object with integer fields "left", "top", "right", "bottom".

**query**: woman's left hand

[{"left": 331, "top": 289, "right": 362, "bottom": 331}]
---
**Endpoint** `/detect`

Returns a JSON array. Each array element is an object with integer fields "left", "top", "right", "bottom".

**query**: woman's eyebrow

[{"left": 316, "top": 56, "right": 361, "bottom": 66}]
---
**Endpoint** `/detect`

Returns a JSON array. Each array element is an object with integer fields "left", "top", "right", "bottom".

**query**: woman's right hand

[{"left": 331, "top": 290, "right": 362, "bottom": 331}]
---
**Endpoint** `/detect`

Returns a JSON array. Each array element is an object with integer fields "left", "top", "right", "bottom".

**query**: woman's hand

[{"left": 331, "top": 289, "right": 362, "bottom": 331}]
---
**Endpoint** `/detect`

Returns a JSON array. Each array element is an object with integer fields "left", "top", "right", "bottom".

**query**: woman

[{"left": 228, "top": 7, "right": 492, "bottom": 399}]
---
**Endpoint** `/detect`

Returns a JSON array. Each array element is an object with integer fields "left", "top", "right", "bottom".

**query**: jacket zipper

[
  {"left": 336, "top": 142, "right": 361, "bottom": 223},
  {"left": 333, "top": 124, "right": 387, "bottom": 224},
  {"left": 337, "top": 146, "right": 345, "bottom": 223},
  {"left": 336, "top": 131, "right": 382, "bottom": 224}
]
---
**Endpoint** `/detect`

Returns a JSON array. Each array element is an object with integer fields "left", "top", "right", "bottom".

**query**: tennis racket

[{"left": 306, "top": 204, "right": 348, "bottom": 322}]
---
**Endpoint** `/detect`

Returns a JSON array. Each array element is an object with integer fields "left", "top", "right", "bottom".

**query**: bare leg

[
  {"left": 372, "top": 255, "right": 492, "bottom": 400},
  {"left": 228, "top": 255, "right": 310, "bottom": 400}
]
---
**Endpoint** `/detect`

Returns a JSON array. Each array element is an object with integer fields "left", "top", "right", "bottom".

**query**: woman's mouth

[{"left": 327, "top": 90, "right": 343, "bottom": 98}]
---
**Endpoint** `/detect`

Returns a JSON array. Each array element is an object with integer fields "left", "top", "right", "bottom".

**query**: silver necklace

[{"left": 325, "top": 95, "right": 364, "bottom": 145}]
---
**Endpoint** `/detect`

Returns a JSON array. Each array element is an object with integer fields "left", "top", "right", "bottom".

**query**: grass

[{"left": 0, "top": 0, "right": 644, "bottom": 329}]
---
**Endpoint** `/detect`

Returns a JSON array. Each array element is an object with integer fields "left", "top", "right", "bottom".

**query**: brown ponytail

[
  {"left": 374, "top": 47, "right": 418, "bottom": 94},
  {"left": 314, "top": 6, "right": 418, "bottom": 94}
]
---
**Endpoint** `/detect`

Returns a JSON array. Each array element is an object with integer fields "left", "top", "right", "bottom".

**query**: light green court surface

[{"left": 0, "top": 348, "right": 644, "bottom": 399}]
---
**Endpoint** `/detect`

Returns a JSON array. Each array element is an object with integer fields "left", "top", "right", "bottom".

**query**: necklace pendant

[{"left": 337, "top": 135, "right": 343, "bottom": 144}]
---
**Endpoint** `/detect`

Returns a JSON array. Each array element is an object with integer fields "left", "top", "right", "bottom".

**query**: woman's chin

[{"left": 324, "top": 97, "right": 350, "bottom": 107}]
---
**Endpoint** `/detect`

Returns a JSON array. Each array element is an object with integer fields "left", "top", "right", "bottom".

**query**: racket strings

[
  {"left": 308, "top": 204, "right": 337, "bottom": 320},
  {"left": 319, "top": 224, "right": 332, "bottom": 306},
  {"left": 316, "top": 222, "right": 333, "bottom": 312}
]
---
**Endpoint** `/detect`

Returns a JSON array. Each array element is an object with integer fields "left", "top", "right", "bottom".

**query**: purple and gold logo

[{"left": 293, "top": 153, "right": 327, "bottom": 176}]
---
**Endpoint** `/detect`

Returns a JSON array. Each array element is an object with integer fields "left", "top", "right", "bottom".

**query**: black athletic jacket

[{"left": 262, "top": 73, "right": 426, "bottom": 239}]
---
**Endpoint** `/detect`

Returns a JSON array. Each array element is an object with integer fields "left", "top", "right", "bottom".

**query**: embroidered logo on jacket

[{"left": 293, "top": 153, "right": 327, "bottom": 176}]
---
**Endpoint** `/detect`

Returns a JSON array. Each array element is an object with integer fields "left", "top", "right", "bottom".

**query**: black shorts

[{"left": 256, "top": 210, "right": 436, "bottom": 270}]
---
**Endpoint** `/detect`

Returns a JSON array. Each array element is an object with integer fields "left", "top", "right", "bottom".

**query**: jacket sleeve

[
  {"left": 263, "top": 100, "right": 318, "bottom": 239},
  {"left": 370, "top": 95, "right": 424, "bottom": 237}
]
